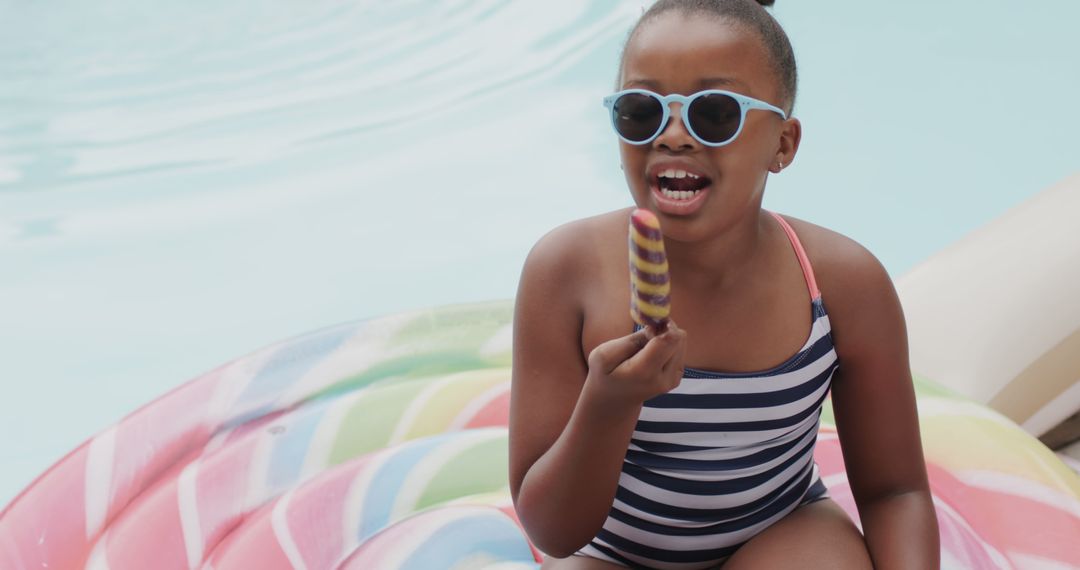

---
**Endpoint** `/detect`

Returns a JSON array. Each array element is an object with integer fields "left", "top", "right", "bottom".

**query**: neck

[{"left": 664, "top": 208, "right": 772, "bottom": 293}]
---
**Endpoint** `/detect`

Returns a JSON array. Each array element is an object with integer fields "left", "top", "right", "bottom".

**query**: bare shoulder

[
  {"left": 520, "top": 208, "right": 630, "bottom": 284},
  {"left": 775, "top": 214, "right": 895, "bottom": 309},
  {"left": 775, "top": 214, "right": 906, "bottom": 368},
  {"left": 514, "top": 207, "right": 632, "bottom": 353}
]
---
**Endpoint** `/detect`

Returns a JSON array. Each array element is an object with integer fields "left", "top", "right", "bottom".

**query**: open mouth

[{"left": 655, "top": 168, "right": 711, "bottom": 200}]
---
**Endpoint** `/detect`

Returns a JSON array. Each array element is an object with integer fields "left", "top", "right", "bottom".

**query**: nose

[{"left": 653, "top": 103, "right": 696, "bottom": 152}]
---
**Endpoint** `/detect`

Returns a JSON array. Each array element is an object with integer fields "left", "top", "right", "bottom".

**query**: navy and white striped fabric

[{"left": 577, "top": 298, "right": 839, "bottom": 569}]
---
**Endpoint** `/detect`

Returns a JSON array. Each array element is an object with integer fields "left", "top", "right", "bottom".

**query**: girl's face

[{"left": 618, "top": 13, "right": 798, "bottom": 241}]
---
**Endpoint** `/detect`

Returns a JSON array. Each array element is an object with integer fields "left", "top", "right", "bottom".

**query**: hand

[{"left": 585, "top": 321, "right": 687, "bottom": 408}]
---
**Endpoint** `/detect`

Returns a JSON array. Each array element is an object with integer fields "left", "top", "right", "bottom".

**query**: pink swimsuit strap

[{"left": 767, "top": 210, "right": 822, "bottom": 301}]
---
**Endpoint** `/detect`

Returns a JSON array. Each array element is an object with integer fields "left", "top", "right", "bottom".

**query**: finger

[
  {"left": 634, "top": 324, "right": 686, "bottom": 376},
  {"left": 661, "top": 328, "right": 688, "bottom": 380},
  {"left": 588, "top": 329, "right": 650, "bottom": 373},
  {"left": 622, "top": 328, "right": 682, "bottom": 373},
  {"left": 664, "top": 323, "right": 686, "bottom": 362}
]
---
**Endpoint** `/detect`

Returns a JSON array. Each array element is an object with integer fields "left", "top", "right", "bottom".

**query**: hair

[{"left": 619, "top": 0, "right": 797, "bottom": 114}]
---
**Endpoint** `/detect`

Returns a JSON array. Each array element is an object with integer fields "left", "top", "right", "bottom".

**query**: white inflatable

[{"left": 897, "top": 172, "right": 1080, "bottom": 438}]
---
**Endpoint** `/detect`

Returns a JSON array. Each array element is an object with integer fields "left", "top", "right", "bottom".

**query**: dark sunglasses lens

[
  {"left": 612, "top": 93, "right": 663, "bottom": 142},
  {"left": 688, "top": 93, "right": 742, "bottom": 144}
]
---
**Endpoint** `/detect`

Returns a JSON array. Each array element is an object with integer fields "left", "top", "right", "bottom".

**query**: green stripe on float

[
  {"left": 912, "top": 374, "right": 966, "bottom": 400},
  {"left": 328, "top": 378, "right": 435, "bottom": 464},
  {"left": 313, "top": 352, "right": 495, "bottom": 400},
  {"left": 818, "top": 398, "right": 835, "bottom": 428},
  {"left": 388, "top": 302, "right": 512, "bottom": 353},
  {"left": 920, "top": 414, "right": 1080, "bottom": 497},
  {"left": 402, "top": 370, "right": 510, "bottom": 440},
  {"left": 415, "top": 436, "right": 510, "bottom": 510},
  {"left": 308, "top": 303, "right": 513, "bottom": 401}
]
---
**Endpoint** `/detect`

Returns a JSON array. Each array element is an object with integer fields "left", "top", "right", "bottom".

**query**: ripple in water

[{"left": 0, "top": 0, "right": 641, "bottom": 195}]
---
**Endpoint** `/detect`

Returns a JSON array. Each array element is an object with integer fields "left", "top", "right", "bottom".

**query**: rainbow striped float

[{"left": 1, "top": 301, "right": 1078, "bottom": 569}]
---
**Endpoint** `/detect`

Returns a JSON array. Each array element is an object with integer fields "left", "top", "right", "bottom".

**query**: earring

[{"left": 776, "top": 161, "right": 783, "bottom": 171}]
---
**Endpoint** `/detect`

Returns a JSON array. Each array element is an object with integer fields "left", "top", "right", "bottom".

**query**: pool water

[{"left": 1, "top": 0, "right": 1077, "bottom": 506}]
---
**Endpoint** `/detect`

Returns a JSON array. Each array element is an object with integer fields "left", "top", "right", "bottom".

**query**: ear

[{"left": 770, "top": 117, "right": 802, "bottom": 173}]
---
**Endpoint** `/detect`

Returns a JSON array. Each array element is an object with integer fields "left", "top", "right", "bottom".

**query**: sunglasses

[{"left": 602, "top": 89, "right": 787, "bottom": 147}]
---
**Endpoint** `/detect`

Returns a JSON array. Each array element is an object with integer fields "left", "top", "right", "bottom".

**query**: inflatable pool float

[
  {"left": 898, "top": 173, "right": 1080, "bottom": 440},
  {"left": 1, "top": 300, "right": 1078, "bottom": 569}
]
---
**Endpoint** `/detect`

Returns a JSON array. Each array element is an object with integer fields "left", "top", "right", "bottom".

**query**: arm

[
  {"left": 824, "top": 241, "right": 940, "bottom": 569},
  {"left": 509, "top": 226, "right": 685, "bottom": 558}
]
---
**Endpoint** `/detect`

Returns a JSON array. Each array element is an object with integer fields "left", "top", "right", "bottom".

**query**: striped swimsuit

[{"left": 576, "top": 212, "right": 839, "bottom": 569}]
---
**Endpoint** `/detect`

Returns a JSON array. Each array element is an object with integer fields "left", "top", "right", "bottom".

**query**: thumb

[{"left": 588, "top": 329, "right": 649, "bottom": 374}]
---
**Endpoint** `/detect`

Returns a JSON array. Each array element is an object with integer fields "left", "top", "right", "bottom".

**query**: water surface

[{"left": 1, "top": 0, "right": 1077, "bottom": 505}]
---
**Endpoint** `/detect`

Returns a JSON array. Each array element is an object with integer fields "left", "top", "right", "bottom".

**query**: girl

[{"left": 509, "top": 1, "right": 939, "bottom": 568}]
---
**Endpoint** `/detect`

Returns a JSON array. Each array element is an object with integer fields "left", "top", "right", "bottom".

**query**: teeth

[
  {"left": 657, "top": 169, "right": 701, "bottom": 180},
  {"left": 661, "top": 188, "right": 699, "bottom": 200}
]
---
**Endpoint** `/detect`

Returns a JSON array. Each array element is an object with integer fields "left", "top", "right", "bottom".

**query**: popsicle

[{"left": 629, "top": 208, "right": 671, "bottom": 331}]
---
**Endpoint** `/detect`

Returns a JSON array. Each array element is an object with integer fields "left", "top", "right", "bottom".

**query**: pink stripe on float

[
  {"left": 204, "top": 455, "right": 376, "bottom": 570},
  {"left": 193, "top": 432, "right": 264, "bottom": 565},
  {"left": 821, "top": 469, "right": 1008, "bottom": 569},
  {"left": 932, "top": 497, "right": 1010, "bottom": 569},
  {"left": 98, "top": 472, "right": 191, "bottom": 570},
  {"left": 271, "top": 493, "right": 308, "bottom": 570},
  {"left": 337, "top": 507, "right": 475, "bottom": 569},
  {"left": 277, "top": 462, "right": 367, "bottom": 570},
  {"left": 814, "top": 432, "right": 1075, "bottom": 565},
  {"left": 83, "top": 440, "right": 207, "bottom": 570},
  {"left": 464, "top": 391, "right": 511, "bottom": 429},
  {"left": 768, "top": 211, "right": 821, "bottom": 300},
  {"left": 90, "top": 366, "right": 223, "bottom": 545},
  {"left": 11, "top": 419, "right": 213, "bottom": 570},
  {"left": 450, "top": 383, "right": 511, "bottom": 430},
  {"left": 0, "top": 443, "right": 93, "bottom": 570},
  {"left": 201, "top": 498, "right": 294, "bottom": 570},
  {"left": 812, "top": 432, "right": 846, "bottom": 480},
  {"left": 926, "top": 463, "right": 1080, "bottom": 566},
  {"left": 86, "top": 427, "right": 117, "bottom": 540}
]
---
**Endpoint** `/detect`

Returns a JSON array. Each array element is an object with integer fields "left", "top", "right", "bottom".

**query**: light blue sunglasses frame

[{"left": 602, "top": 89, "right": 788, "bottom": 147}]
